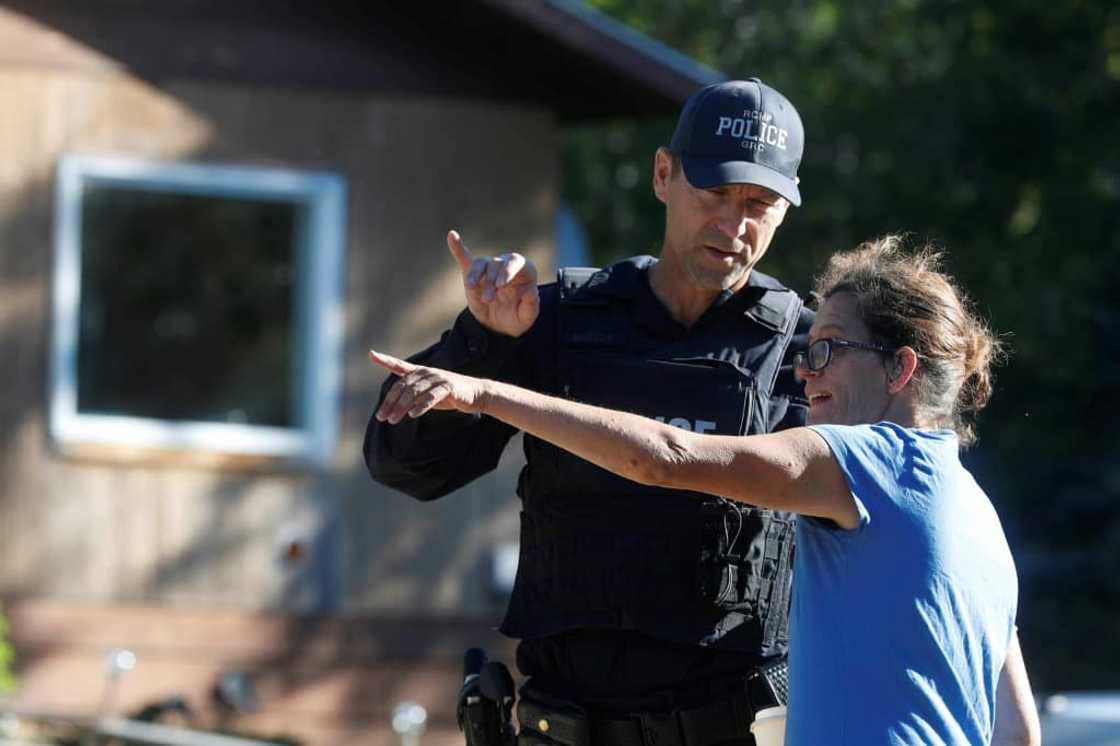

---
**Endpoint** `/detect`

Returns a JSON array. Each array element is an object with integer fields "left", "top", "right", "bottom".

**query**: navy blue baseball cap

[{"left": 669, "top": 78, "right": 804, "bottom": 206}]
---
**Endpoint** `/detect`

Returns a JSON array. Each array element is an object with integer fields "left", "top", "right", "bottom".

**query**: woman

[{"left": 370, "top": 236, "right": 1040, "bottom": 745}]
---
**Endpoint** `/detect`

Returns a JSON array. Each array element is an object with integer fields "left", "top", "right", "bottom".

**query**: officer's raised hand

[{"left": 448, "top": 230, "right": 539, "bottom": 337}]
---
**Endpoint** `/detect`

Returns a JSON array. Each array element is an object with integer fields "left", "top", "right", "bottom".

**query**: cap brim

[{"left": 681, "top": 157, "right": 802, "bottom": 207}]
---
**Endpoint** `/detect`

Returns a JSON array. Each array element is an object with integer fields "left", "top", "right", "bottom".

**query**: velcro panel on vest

[
  {"left": 558, "top": 266, "right": 632, "bottom": 349},
  {"left": 744, "top": 289, "right": 799, "bottom": 335}
]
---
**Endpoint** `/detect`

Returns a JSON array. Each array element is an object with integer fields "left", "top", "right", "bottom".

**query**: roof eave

[{"left": 483, "top": 0, "right": 726, "bottom": 107}]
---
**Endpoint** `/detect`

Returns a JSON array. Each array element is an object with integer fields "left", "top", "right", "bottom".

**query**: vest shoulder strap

[{"left": 745, "top": 288, "right": 801, "bottom": 335}]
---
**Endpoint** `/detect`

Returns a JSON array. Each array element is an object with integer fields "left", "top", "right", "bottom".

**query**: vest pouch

[
  {"left": 697, "top": 500, "right": 763, "bottom": 607},
  {"left": 516, "top": 689, "right": 590, "bottom": 746},
  {"left": 697, "top": 501, "right": 794, "bottom": 626}
]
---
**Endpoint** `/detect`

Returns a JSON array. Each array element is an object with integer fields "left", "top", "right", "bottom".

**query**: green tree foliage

[
  {"left": 0, "top": 605, "right": 15, "bottom": 693},
  {"left": 565, "top": 0, "right": 1120, "bottom": 689}
]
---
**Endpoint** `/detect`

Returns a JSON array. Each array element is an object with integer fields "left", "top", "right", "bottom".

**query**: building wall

[
  {"left": 0, "top": 7, "right": 553, "bottom": 741},
  {"left": 6, "top": 598, "right": 516, "bottom": 745}
]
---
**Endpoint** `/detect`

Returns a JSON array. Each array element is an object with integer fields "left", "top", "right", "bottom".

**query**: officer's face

[
  {"left": 653, "top": 149, "right": 789, "bottom": 293},
  {"left": 799, "top": 292, "right": 895, "bottom": 427}
]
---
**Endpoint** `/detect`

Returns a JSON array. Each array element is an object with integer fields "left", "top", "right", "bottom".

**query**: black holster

[{"left": 458, "top": 668, "right": 516, "bottom": 746}]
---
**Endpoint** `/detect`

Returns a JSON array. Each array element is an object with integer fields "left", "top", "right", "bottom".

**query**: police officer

[{"left": 365, "top": 79, "right": 813, "bottom": 746}]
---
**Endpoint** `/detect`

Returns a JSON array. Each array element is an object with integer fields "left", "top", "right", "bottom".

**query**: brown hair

[{"left": 813, "top": 235, "right": 1004, "bottom": 446}]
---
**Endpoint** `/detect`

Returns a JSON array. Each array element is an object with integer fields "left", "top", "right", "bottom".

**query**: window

[{"left": 50, "top": 155, "right": 347, "bottom": 466}]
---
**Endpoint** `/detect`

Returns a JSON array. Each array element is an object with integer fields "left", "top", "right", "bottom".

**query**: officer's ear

[
  {"left": 886, "top": 346, "right": 919, "bottom": 394},
  {"left": 653, "top": 147, "right": 675, "bottom": 204}
]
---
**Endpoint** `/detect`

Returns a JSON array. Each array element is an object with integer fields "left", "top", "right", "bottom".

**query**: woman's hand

[{"left": 369, "top": 350, "right": 489, "bottom": 423}]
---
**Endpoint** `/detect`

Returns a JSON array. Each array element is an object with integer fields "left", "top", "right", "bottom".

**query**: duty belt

[{"left": 516, "top": 661, "right": 786, "bottom": 746}]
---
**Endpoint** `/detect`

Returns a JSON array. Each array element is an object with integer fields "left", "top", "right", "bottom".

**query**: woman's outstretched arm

[{"left": 370, "top": 350, "right": 857, "bottom": 527}]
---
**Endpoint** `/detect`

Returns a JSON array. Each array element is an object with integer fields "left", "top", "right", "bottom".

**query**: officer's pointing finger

[{"left": 447, "top": 230, "right": 474, "bottom": 275}]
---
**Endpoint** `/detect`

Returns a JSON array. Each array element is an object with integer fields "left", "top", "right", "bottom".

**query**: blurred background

[{"left": 0, "top": 0, "right": 1116, "bottom": 744}]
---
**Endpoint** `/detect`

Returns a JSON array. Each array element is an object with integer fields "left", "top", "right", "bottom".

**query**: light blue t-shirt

[{"left": 786, "top": 422, "right": 1017, "bottom": 746}]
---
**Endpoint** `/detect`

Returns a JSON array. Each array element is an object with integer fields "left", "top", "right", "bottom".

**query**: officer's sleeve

[
  {"left": 363, "top": 307, "right": 524, "bottom": 501},
  {"left": 768, "top": 304, "right": 815, "bottom": 433}
]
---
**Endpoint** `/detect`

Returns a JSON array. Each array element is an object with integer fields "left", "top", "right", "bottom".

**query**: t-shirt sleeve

[{"left": 807, "top": 423, "right": 910, "bottom": 535}]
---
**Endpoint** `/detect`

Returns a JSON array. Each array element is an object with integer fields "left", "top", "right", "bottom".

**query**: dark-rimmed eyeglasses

[{"left": 793, "top": 338, "right": 898, "bottom": 372}]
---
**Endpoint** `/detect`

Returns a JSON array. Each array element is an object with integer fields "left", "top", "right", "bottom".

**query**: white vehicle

[{"left": 1041, "top": 691, "right": 1120, "bottom": 745}]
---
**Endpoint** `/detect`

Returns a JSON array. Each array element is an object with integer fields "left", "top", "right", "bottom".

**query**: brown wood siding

[{"left": 6, "top": 598, "right": 519, "bottom": 745}]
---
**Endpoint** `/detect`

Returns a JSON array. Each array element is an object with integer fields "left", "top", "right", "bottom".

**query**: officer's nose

[
  {"left": 714, "top": 209, "right": 751, "bottom": 241},
  {"left": 709, "top": 193, "right": 753, "bottom": 238}
]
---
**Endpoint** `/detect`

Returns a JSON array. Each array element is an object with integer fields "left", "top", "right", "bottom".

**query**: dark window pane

[{"left": 76, "top": 183, "right": 301, "bottom": 428}]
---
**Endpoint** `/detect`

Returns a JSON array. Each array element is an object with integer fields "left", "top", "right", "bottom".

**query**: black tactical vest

[{"left": 500, "top": 258, "right": 801, "bottom": 657}]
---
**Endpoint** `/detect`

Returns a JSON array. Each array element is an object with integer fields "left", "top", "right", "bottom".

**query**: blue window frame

[{"left": 50, "top": 154, "right": 347, "bottom": 466}]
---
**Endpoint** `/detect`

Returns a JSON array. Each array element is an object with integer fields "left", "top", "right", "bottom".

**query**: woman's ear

[{"left": 887, "top": 346, "right": 919, "bottom": 394}]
